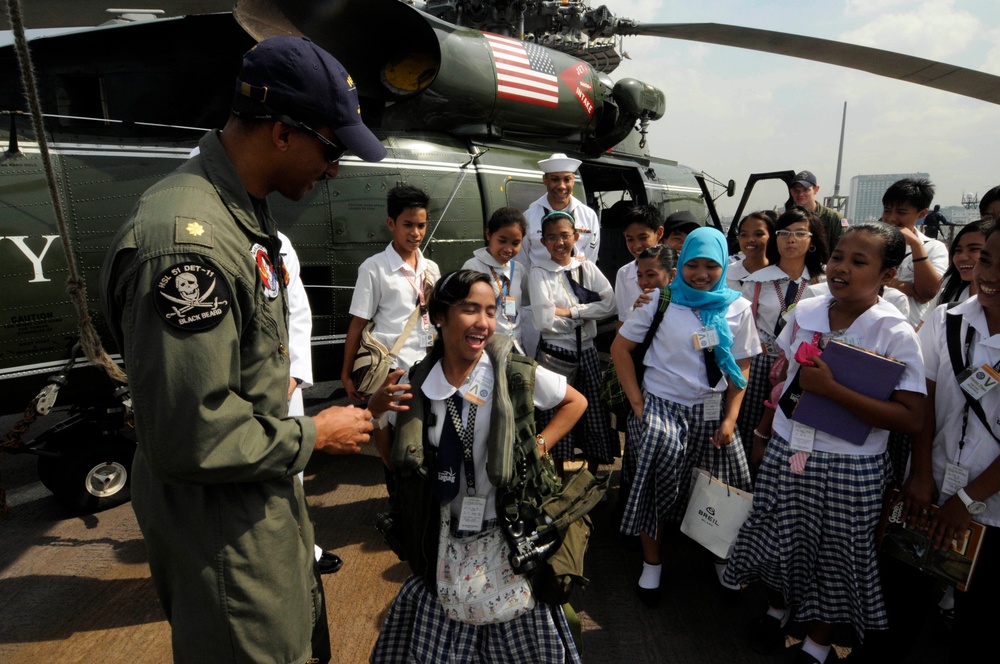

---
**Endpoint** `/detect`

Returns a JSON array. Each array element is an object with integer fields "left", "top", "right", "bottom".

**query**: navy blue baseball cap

[
  {"left": 235, "top": 36, "right": 386, "bottom": 162},
  {"left": 792, "top": 170, "right": 818, "bottom": 187},
  {"left": 664, "top": 210, "right": 701, "bottom": 234}
]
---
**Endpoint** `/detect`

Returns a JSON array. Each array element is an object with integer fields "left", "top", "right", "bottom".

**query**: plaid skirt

[
  {"left": 723, "top": 433, "right": 890, "bottom": 639},
  {"left": 370, "top": 575, "right": 581, "bottom": 664},
  {"left": 736, "top": 352, "right": 775, "bottom": 457},
  {"left": 535, "top": 343, "right": 616, "bottom": 463},
  {"left": 620, "top": 394, "right": 752, "bottom": 539},
  {"left": 620, "top": 410, "right": 643, "bottom": 489}
]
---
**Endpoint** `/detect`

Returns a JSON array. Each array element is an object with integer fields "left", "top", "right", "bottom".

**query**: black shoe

[
  {"left": 636, "top": 584, "right": 660, "bottom": 608},
  {"left": 317, "top": 551, "right": 343, "bottom": 575},
  {"left": 715, "top": 582, "right": 744, "bottom": 605},
  {"left": 749, "top": 613, "right": 786, "bottom": 655}
]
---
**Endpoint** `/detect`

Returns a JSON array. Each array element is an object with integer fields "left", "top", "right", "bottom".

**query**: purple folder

[{"left": 791, "top": 340, "right": 906, "bottom": 446}]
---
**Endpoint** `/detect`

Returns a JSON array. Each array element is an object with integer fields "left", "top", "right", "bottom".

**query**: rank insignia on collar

[
  {"left": 154, "top": 262, "right": 231, "bottom": 331},
  {"left": 251, "top": 243, "right": 280, "bottom": 299}
]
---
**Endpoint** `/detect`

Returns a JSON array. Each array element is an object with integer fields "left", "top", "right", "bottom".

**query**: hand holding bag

[
  {"left": 351, "top": 308, "right": 421, "bottom": 396},
  {"left": 680, "top": 451, "right": 753, "bottom": 559}
]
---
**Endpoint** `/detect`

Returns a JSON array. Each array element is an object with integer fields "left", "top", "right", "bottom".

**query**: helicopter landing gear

[
  {"left": 29, "top": 404, "right": 136, "bottom": 515},
  {"left": 37, "top": 436, "right": 134, "bottom": 513}
]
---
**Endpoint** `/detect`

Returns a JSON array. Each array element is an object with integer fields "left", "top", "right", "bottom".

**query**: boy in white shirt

[
  {"left": 614, "top": 205, "right": 665, "bottom": 327},
  {"left": 342, "top": 185, "right": 440, "bottom": 463},
  {"left": 881, "top": 178, "right": 949, "bottom": 327}
]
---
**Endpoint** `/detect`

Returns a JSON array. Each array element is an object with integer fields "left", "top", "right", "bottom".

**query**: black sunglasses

[{"left": 277, "top": 115, "right": 348, "bottom": 163}]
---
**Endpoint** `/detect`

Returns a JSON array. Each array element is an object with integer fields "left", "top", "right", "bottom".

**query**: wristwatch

[
  {"left": 956, "top": 487, "right": 987, "bottom": 516},
  {"left": 535, "top": 433, "right": 546, "bottom": 452}
]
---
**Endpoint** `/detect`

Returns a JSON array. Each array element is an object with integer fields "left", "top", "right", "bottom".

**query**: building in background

[{"left": 847, "top": 172, "right": 930, "bottom": 224}]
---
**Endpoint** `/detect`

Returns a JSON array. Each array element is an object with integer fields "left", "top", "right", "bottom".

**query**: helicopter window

[
  {"left": 54, "top": 74, "right": 106, "bottom": 127},
  {"left": 503, "top": 181, "right": 546, "bottom": 212}
]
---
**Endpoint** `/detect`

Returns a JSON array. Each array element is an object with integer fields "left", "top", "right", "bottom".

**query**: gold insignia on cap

[
  {"left": 186, "top": 222, "right": 205, "bottom": 237},
  {"left": 346, "top": 74, "right": 354, "bottom": 88}
]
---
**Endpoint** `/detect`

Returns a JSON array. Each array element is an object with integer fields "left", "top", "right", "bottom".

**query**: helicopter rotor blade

[
  {"left": 233, "top": 0, "right": 304, "bottom": 42},
  {"left": 625, "top": 22, "right": 1000, "bottom": 105}
]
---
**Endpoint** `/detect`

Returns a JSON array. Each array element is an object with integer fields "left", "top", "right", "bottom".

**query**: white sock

[
  {"left": 714, "top": 559, "right": 741, "bottom": 590},
  {"left": 314, "top": 545, "right": 323, "bottom": 562},
  {"left": 638, "top": 562, "right": 662, "bottom": 590},
  {"left": 766, "top": 605, "right": 789, "bottom": 625},
  {"left": 801, "top": 636, "right": 831, "bottom": 663}
]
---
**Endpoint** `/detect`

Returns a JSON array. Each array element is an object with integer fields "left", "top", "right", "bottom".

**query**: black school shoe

[{"left": 317, "top": 551, "right": 343, "bottom": 574}]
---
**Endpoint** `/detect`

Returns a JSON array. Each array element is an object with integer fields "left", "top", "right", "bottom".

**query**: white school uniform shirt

[
  {"left": 773, "top": 294, "right": 926, "bottom": 456},
  {"left": 619, "top": 295, "right": 761, "bottom": 407},
  {"left": 726, "top": 258, "right": 751, "bottom": 291},
  {"left": 614, "top": 259, "right": 642, "bottom": 322},
  {"left": 918, "top": 282, "right": 971, "bottom": 329},
  {"left": 388, "top": 352, "right": 566, "bottom": 521},
  {"left": 529, "top": 257, "right": 615, "bottom": 352},
  {"left": 462, "top": 247, "right": 527, "bottom": 348},
  {"left": 279, "top": 232, "right": 312, "bottom": 417},
  {"left": 804, "top": 282, "right": 910, "bottom": 322},
  {"left": 350, "top": 243, "right": 441, "bottom": 371},
  {"left": 895, "top": 229, "right": 948, "bottom": 328},
  {"left": 919, "top": 297, "right": 1000, "bottom": 527},
  {"left": 741, "top": 264, "right": 815, "bottom": 347},
  {"left": 518, "top": 194, "right": 601, "bottom": 269}
]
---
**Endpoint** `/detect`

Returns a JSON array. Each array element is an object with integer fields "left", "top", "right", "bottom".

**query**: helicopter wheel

[{"left": 37, "top": 436, "right": 135, "bottom": 514}]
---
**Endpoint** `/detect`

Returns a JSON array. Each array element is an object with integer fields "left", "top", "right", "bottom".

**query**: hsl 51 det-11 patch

[{"left": 154, "top": 262, "right": 231, "bottom": 331}]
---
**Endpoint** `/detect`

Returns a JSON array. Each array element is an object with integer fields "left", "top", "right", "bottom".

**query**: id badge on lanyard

[
  {"left": 957, "top": 364, "right": 1000, "bottom": 401},
  {"left": 693, "top": 327, "right": 720, "bottom": 350}
]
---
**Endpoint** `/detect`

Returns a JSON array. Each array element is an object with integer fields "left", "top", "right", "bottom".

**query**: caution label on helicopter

[
  {"left": 560, "top": 63, "right": 594, "bottom": 118},
  {"left": 153, "top": 262, "right": 231, "bottom": 332}
]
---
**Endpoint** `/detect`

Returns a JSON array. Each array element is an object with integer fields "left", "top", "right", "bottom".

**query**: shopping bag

[{"left": 680, "top": 467, "right": 753, "bottom": 559}]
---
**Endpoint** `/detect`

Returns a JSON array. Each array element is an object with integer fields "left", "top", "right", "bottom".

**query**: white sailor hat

[{"left": 538, "top": 153, "right": 582, "bottom": 174}]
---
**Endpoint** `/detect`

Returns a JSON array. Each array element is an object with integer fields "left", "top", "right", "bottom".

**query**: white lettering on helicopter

[
  {"left": 1, "top": 235, "right": 60, "bottom": 283},
  {"left": 574, "top": 87, "right": 594, "bottom": 116}
]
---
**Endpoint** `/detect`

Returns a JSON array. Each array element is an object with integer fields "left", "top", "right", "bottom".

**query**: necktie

[
  {"left": 566, "top": 270, "right": 601, "bottom": 304},
  {"left": 775, "top": 280, "right": 800, "bottom": 336},
  {"left": 436, "top": 393, "right": 464, "bottom": 504}
]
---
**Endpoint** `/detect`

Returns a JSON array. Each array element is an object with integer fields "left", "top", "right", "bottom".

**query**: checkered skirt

[
  {"left": 620, "top": 410, "right": 644, "bottom": 489},
  {"left": 620, "top": 394, "right": 752, "bottom": 539},
  {"left": 736, "top": 352, "right": 776, "bottom": 457},
  {"left": 723, "top": 433, "right": 890, "bottom": 639},
  {"left": 370, "top": 574, "right": 581, "bottom": 663},
  {"left": 536, "top": 343, "right": 616, "bottom": 463}
]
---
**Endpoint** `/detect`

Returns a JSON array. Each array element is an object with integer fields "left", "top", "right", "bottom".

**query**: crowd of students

[{"left": 335, "top": 163, "right": 998, "bottom": 663}]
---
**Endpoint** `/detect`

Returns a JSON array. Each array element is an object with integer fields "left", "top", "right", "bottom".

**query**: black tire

[{"left": 39, "top": 437, "right": 135, "bottom": 514}]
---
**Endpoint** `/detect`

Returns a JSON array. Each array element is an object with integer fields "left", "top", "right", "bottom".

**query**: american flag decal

[{"left": 485, "top": 33, "right": 560, "bottom": 108}]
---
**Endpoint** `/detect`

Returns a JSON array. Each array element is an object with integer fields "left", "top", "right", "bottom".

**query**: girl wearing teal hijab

[{"left": 610, "top": 225, "right": 761, "bottom": 603}]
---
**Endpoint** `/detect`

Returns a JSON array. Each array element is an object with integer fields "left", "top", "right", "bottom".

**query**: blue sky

[{"left": 612, "top": 0, "right": 1000, "bottom": 219}]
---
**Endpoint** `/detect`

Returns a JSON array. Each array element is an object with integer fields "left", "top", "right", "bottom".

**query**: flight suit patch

[
  {"left": 251, "top": 243, "right": 280, "bottom": 299},
  {"left": 153, "top": 262, "right": 231, "bottom": 331},
  {"left": 175, "top": 217, "right": 214, "bottom": 247}
]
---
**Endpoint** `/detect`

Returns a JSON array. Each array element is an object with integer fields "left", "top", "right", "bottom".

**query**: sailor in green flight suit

[{"left": 101, "top": 37, "right": 385, "bottom": 663}]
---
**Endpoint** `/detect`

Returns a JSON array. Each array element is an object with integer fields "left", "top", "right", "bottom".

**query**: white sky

[{"left": 610, "top": 0, "right": 1000, "bottom": 219}]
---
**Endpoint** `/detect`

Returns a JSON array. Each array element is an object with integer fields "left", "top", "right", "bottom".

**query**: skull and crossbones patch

[{"left": 153, "top": 262, "right": 231, "bottom": 331}]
